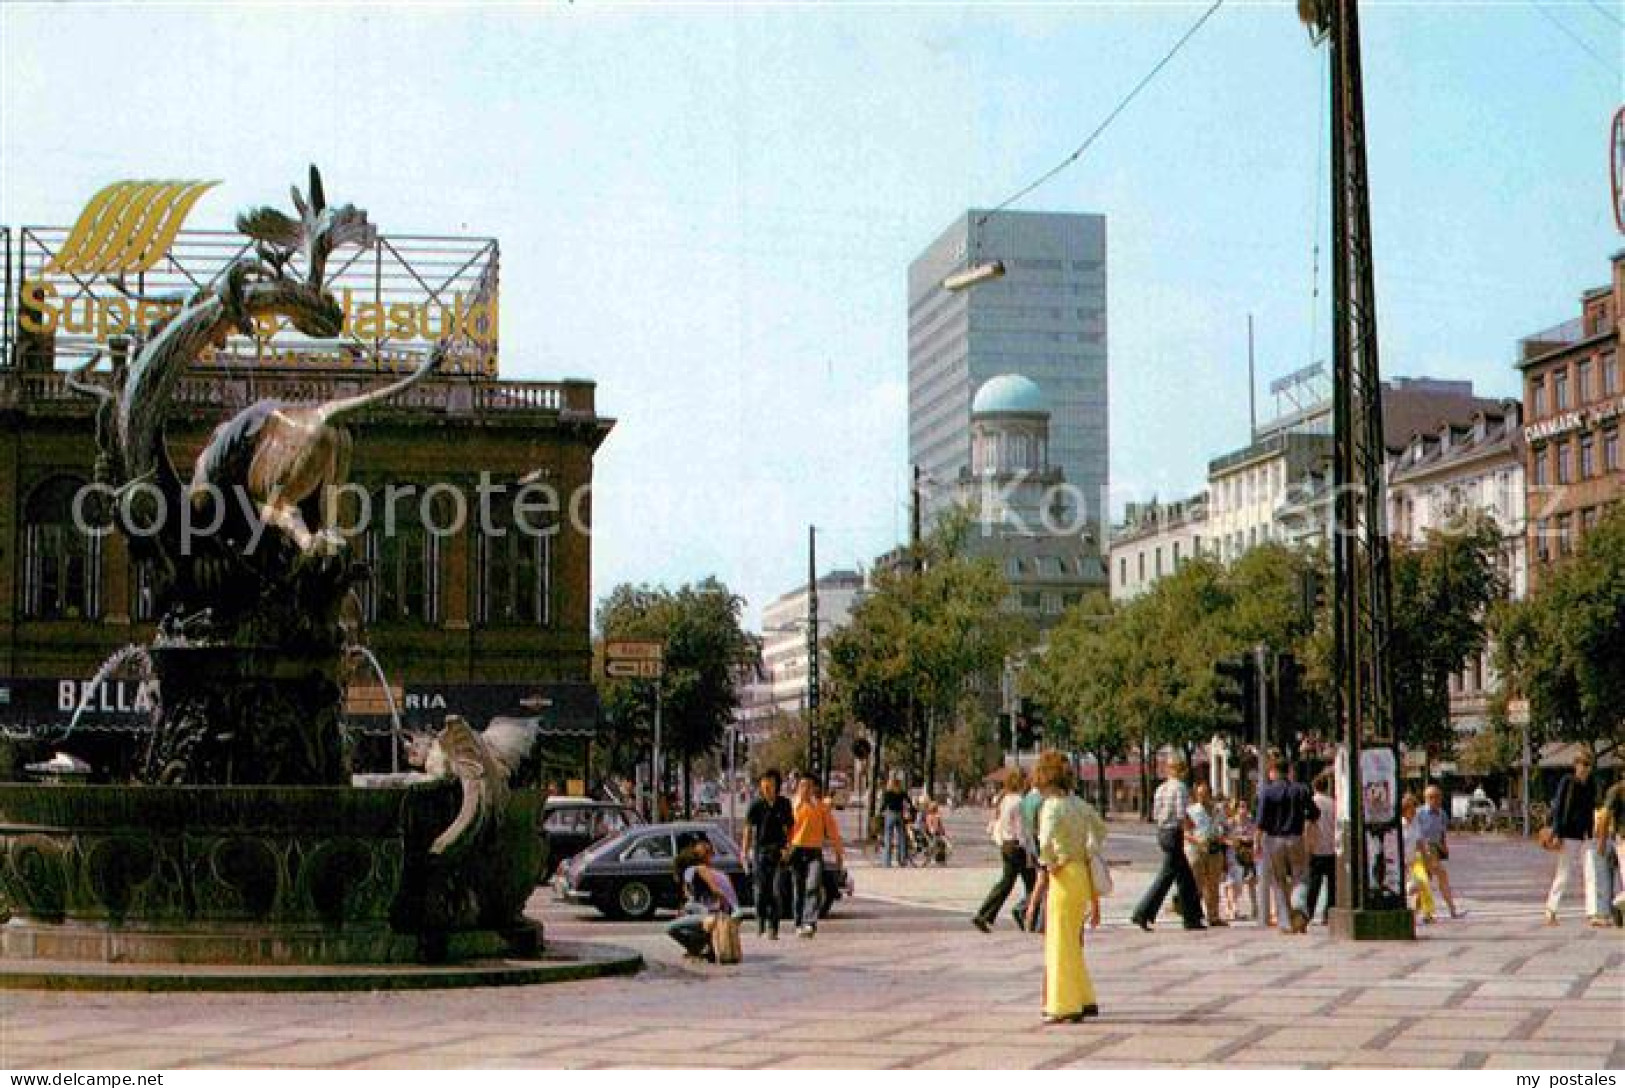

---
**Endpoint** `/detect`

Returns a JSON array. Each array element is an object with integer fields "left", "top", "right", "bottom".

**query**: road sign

[
  {"left": 606, "top": 659, "right": 664, "bottom": 680},
  {"left": 605, "top": 640, "right": 664, "bottom": 662}
]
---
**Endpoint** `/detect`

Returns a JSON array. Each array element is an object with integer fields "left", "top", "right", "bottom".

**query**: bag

[
  {"left": 1538, "top": 827, "right": 1563, "bottom": 853},
  {"left": 703, "top": 912, "right": 742, "bottom": 964},
  {"left": 1088, "top": 851, "right": 1113, "bottom": 897}
]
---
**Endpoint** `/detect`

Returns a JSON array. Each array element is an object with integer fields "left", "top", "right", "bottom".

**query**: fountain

[{"left": 0, "top": 169, "right": 637, "bottom": 988}]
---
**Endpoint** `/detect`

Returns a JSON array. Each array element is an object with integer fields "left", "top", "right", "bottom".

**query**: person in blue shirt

[{"left": 1416, "top": 785, "right": 1461, "bottom": 919}]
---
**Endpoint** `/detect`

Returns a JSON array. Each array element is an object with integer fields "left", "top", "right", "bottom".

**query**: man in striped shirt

[{"left": 1131, "top": 756, "right": 1207, "bottom": 931}]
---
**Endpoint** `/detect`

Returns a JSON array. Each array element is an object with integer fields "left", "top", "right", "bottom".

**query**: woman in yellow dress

[{"left": 1034, "top": 750, "right": 1107, "bottom": 1024}]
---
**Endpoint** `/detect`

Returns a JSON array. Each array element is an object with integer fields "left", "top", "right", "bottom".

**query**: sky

[{"left": 2, "top": 1, "right": 1620, "bottom": 628}]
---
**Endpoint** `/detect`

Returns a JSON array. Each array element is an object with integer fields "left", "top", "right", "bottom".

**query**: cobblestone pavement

[{"left": 2, "top": 819, "right": 1620, "bottom": 1070}]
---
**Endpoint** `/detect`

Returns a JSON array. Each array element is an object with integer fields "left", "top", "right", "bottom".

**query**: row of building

[
  {"left": 740, "top": 217, "right": 1621, "bottom": 803},
  {"left": 1109, "top": 249, "right": 1625, "bottom": 776}
]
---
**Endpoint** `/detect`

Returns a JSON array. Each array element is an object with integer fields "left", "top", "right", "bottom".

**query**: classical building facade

[
  {"left": 949, "top": 374, "right": 1107, "bottom": 627},
  {"left": 1518, "top": 251, "right": 1625, "bottom": 587},
  {"left": 1386, "top": 400, "right": 1526, "bottom": 746},
  {"left": 1108, "top": 494, "right": 1210, "bottom": 601},
  {"left": 0, "top": 223, "right": 613, "bottom": 779}
]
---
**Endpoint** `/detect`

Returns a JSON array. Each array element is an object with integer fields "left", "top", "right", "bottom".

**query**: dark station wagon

[{"left": 555, "top": 820, "right": 852, "bottom": 921}]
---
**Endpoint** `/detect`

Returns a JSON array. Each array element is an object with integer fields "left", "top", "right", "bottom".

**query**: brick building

[
  {"left": 0, "top": 223, "right": 613, "bottom": 779},
  {"left": 1518, "top": 252, "right": 1625, "bottom": 585}
]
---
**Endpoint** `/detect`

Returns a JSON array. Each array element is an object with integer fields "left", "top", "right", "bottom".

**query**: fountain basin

[{"left": 0, "top": 782, "right": 542, "bottom": 966}]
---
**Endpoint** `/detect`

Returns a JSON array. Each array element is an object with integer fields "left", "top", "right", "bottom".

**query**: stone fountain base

[{"left": 0, "top": 781, "right": 638, "bottom": 988}]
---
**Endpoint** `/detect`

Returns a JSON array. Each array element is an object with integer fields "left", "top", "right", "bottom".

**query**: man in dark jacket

[
  {"left": 1254, "top": 756, "right": 1319, "bottom": 934},
  {"left": 1544, "top": 752, "right": 1598, "bottom": 926},
  {"left": 742, "top": 769, "right": 793, "bottom": 940}
]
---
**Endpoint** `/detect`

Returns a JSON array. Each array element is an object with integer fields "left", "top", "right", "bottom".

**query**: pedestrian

[
  {"left": 1401, "top": 793, "right": 1437, "bottom": 924},
  {"left": 1543, "top": 752, "right": 1599, "bottom": 926},
  {"left": 1033, "top": 750, "right": 1105, "bottom": 1024},
  {"left": 973, "top": 769, "right": 1033, "bottom": 932},
  {"left": 666, "top": 840, "right": 741, "bottom": 962},
  {"left": 1015, "top": 777, "right": 1047, "bottom": 932},
  {"left": 1597, "top": 776, "right": 1625, "bottom": 926},
  {"left": 880, "top": 774, "right": 910, "bottom": 867},
  {"left": 1130, "top": 755, "right": 1206, "bottom": 931},
  {"left": 1305, "top": 772, "right": 1338, "bottom": 925},
  {"left": 1226, "top": 797, "right": 1259, "bottom": 922},
  {"left": 787, "top": 777, "right": 844, "bottom": 937},
  {"left": 1254, "top": 754, "right": 1317, "bottom": 935},
  {"left": 1185, "top": 783, "right": 1228, "bottom": 927},
  {"left": 1416, "top": 785, "right": 1462, "bottom": 918},
  {"left": 741, "top": 768, "right": 793, "bottom": 940}
]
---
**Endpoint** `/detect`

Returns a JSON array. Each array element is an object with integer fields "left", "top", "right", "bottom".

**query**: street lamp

[{"left": 943, "top": 259, "right": 1006, "bottom": 292}]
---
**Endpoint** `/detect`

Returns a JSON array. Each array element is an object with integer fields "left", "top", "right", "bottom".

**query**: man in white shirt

[
  {"left": 973, "top": 769, "right": 1033, "bottom": 932},
  {"left": 1305, "top": 772, "right": 1338, "bottom": 925}
]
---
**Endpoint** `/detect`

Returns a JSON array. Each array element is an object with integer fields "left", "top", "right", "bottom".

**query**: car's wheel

[{"left": 616, "top": 880, "right": 656, "bottom": 920}]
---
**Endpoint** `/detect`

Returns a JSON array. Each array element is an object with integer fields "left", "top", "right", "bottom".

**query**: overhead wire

[
  {"left": 972, "top": 0, "right": 1228, "bottom": 232},
  {"left": 1531, "top": 1, "right": 1620, "bottom": 76}
]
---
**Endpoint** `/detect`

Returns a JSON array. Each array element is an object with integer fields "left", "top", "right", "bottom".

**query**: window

[
  {"left": 1020, "top": 591, "right": 1042, "bottom": 611},
  {"left": 132, "top": 559, "right": 158, "bottom": 622},
  {"left": 1557, "top": 514, "right": 1573, "bottom": 556},
  {"left": 1530, "top": 379, "right": 1547, "bottom": 418},
  {"left": 1555, "top": 370, "right": 1569, "bottom": 410},
  {"left": 1118, "top": 557, "right": 1127, "bottom": 586},
  {"left": 477, "top": 489, "right": 554, "bottom": 627},
  {"left": 622, "top": 834, "right": 675, "bottom": 861},
  {"left": 1137, "top": 552, "right": 1145, "bottom": 581},
  {"left": 1604, "top": 354, "right": 1619, "bottom": 395},
  {"left": 1173, "top": 541, "right": 1182, "bottom": 567},
  {"left": 22, "top": 476, "right": 101, "bottom": 621},
  {"left": 1535, "top": 518, "right": 1550, "bottom": 563},
  {"left": 364, "top": 490, "right": 443, "bottom": 624},
  {"left": 1605, "top": 427, "right": 1620, "bottom": 472},
  {"left": 1580, "top": 433, "right": 1595, "bottom": 479},
  {"left": 1556, "top": 441, "right": 1571, "bottom": 484},
  {"left": 1532, "top": 444, "right": 1547, "bottom": 486},
  {"left": 1578, "top": 360, "right": 1593, "bottom": 403},
  {"left": 1154, "top": 547, "right": 1163, "bottom": 577}
]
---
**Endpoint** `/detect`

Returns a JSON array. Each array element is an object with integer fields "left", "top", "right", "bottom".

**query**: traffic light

[
  {"left": 1301, "top": 568, "right": 1328, "bottom": 624},
  {"left": 1017, "top": 698, "right": 1043, "bottom": 749},
  {"left": 997, "top": 712, "right": 1013, "bottom": 750},
  {"left": 1273, "top": 652, "right": 1306, "bottom": 754},
  {"left": 1214, "top": 657, "right": 1258, "bottom": 737}
]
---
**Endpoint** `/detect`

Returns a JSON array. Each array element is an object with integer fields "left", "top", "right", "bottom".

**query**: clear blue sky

[{"left": 3, "top": 2, "right": 1620, "bottom": 627}]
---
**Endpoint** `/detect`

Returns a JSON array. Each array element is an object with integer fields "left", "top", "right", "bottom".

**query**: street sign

[
  {"left": 606, "top": 659, "right": 664, "bottom": 680},
  {"left": 605, "top": 640, "right": 664, "bottom": 662}
]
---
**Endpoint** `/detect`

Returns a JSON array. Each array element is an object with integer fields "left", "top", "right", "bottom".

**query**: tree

[
  {"left": 595, "top": 577, "right": 751, "bottom": 814},
  {"left": 825, "top": 516, "right": 1029, "bottom": 807},
  {"left": 1493, "top": 503, "right": 1625, "bottom": 763},
  {"left": 1389, "top": 515, "right": 1505, "bottom": 778},
  {"left": 1024, "top": 591, "right": 1129, "bottom": 809}
]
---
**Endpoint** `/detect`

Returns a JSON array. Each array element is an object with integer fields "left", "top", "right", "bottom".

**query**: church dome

[{"left": 971, "top": 374, "right": 1047, "bottom": 416}]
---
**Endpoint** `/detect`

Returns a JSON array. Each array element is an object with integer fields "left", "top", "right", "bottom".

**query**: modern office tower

[{"left": 907, "top": 210, "right": 1107, "bottom": 535}]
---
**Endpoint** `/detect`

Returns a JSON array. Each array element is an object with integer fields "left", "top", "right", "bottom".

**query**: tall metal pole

[
  {"left": 652, "top": 679, "right": 663, "bottom": 820},
  {"left": 1309, "top": 0, "right": 1412, "bottom": 940},
  {"left": 909, "top": 465, "right": 926, "bottom": 788},
  {"left": 806, "top": 524, "right": 823, "bottom": 786}
]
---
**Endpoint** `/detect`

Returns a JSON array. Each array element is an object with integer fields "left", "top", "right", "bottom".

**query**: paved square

[{"left": 1, "top": 820, "right": 1619, "bottom": 1069}]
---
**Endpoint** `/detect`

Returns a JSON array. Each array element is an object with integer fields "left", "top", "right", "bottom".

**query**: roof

[{"left": 972, "top": 374, "right": 1047, "bottom": 416}]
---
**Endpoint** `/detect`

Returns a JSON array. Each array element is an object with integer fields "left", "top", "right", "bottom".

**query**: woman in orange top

[{"left": 788, "top": 778, "right": 845, "bottom": 937}]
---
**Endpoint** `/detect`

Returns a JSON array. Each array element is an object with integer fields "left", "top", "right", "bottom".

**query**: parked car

[
  {"left": 556, "top": 820, "right": 853, "bottom": 921},
  {"left": 540, "top": 797, "right": 645, "bottom": 878}
]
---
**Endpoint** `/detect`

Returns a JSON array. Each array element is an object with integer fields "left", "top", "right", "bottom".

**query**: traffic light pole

[{"left": 1254, "top": 643, "right": 1270, "bottom": 773}]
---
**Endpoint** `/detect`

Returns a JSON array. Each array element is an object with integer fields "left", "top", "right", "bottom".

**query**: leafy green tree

[
  {"left": 1389, "top": 515, "right": 1506, "bottom": 777},
  {"left": 596, "top": 577, "right": 751, "bottom": 812},
  {"left": 1025, "top": 591, "right": 1130, "bottom": 807},
  {"left": 1492, "top": 504, "right": 1625, "bottom": 762}
]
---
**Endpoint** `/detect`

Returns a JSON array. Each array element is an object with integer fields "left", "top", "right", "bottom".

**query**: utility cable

[{"left": 974, "top": 0, "right": 1227, "bottom": 230}]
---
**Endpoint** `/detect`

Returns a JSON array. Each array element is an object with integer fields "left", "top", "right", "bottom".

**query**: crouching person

[{"left": 667, "top": 839, "right": 742, "bottom": 963}]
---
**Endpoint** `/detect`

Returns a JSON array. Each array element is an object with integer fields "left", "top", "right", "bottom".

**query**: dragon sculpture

[{"left": 68, "top": 167, "right": 442, "bottom": 784}]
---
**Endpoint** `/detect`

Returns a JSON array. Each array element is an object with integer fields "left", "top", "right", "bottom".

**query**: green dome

[{"left": 971, "top": 374, "right": 1046, "bottom": 416}]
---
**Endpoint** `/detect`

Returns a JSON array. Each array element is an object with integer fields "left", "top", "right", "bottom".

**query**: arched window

[
  {"left": 477, "top": 489, "right": 553, "bottom": 627},
  {"left": 22, "top": 475, "right": 101, "bottom": 620}
]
